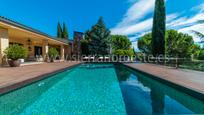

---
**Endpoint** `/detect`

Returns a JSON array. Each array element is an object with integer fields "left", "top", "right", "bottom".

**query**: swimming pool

[
  {"left": 0, "top": 63, "right": 203, "bottom": 114},
  {"left": 115, "top": 64, "right": 204, "bottom": 114}
]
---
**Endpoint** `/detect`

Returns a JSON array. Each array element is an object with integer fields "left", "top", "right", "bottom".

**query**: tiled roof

[{"left": 56, "top": 38, "right": 69, "bottom": 44}]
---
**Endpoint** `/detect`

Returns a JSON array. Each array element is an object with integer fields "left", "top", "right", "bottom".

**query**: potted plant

[
  {"left": 4, "top": 44, "right": 28, "bottom": 67},
  {"left": 48, "top": 48, "right": 59, "bottom": 62}
]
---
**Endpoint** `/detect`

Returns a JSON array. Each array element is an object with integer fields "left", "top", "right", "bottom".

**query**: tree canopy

[
  {"left": 111, "top": 35, "right": 134, "bottom": 56},
  {"left": 85, "top": 17, "right": 111, "bottom": 55},
  {"left": 138, "top": 33, "right": 152, "bottom": 54},
  {"left": 165, "top": 30, "right": 194, "bottom": 58},
  {"left": 138, "top": 30, "right": 195, "bottom": 58},
  {"left": 111, "top": 35, "right": 131, "bottom": 50}
]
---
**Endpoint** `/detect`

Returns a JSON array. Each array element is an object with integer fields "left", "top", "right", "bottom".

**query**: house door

[{"left": 34, "top": 46, "right": 42, "bottom": 56}]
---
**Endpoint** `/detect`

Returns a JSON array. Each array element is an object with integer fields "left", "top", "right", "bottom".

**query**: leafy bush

[
  {"left": 113, "top": 49, "right": 125, "bottom": 55},
  {"left": 4, "top": 44, "right": 28, "bottom": 60},
  {"left": 180, "top": 62, "right": 204, "bottom": 71},
  {"left": 123, "top": 49, "right": 134, "bottom": 57},
  {"left": 190, "top": 44, "right": 201, "bottom": 58},
  {"left": 113, "top": 49, "right": 134, "bottom": 56},
  {"left": 198, "top": 50, "right": 204, "bottom": 60},
  {"left": 48, "top": 48, "right": 59, "bottom": 58}
]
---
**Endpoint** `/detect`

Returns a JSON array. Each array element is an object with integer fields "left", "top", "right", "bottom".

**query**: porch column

[
  {"left": 42, "top": 40, "right": 49, "bottom": 61},
  {"left": 0, "top": 28, "right": 9, "bottom": 65},
  {"left": 60, "top": 45, "right": 65, "bottom": 61}
]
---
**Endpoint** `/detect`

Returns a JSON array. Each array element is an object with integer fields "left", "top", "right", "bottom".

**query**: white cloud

[
  {"left": 167, "top": 6, "right": 204, "bottom": 42},
  {"left": 166, "top": 13, "right": 180, "bottom": 23},
  {"left": 111, "top": 13, "right": 178, "bottom": 37},
  {"left": 191, "top": 3, "right": 204, "bottom": 13},
  {"left": 113, "top": 0, "right": 155, "bottom": 28},
  {"left": 111, "top": 18, "right": 153, "bottom": 35},
  {"left": 167, "top": 17, "right": 187, "bottom": 28},
  {"left": 111, "top": 0, "right": 178, "bottom": 37},
  {"left": 168, "top": 13, "right": 204, "bottom": 29},
  {"left": 178, "top": 24, "right": 204, "bottom": 42}
]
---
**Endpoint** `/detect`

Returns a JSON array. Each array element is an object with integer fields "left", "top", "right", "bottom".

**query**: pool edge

[
  {"left": 0, "top": 63, "right": 82, "bottom": 95},
  {"left": 121, "top": 63, "right": 204, "bottom": 102}
]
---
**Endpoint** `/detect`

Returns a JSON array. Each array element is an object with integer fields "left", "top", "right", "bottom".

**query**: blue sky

[
  {"left": 0, "top": 0, "right": 204, "bottom": 49},
  {"left": 0, "top": 0, "right": 128, "bottom": 37}
]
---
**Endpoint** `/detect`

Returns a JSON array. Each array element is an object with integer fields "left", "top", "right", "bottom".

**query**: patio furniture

[
  {"left": 19, "top": 59, "right": 25, "bottom": 63},
  {"left": 90, "top": 56, "right": 95, "bottom": 61}
]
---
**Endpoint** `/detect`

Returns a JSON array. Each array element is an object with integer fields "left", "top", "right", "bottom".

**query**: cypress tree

[
  {"left": 57, "top": 22, "right": 63, "bottom": 38},
  {"left": 152, "top": 0, "right": 166, "bottom": 56},
  {"left": 133, "top": 48, "right": 136, "bottom": 55},
  {"left": 62, "top": 23, "right": 69, "bottom": 39}
]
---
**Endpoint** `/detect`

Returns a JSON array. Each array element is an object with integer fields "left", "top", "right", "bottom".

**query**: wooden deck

[
  {"left": 0, "top": 61, "right": 81, "bottom": 94},
  {"left": 123, "top": 63, "right": 204, "bottom": 101}
]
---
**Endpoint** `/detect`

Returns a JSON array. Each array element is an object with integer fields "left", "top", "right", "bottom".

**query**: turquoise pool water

[
  {"left": 0, "top": 64, "right": 126, "bottom": 114},
  {"left": 0, "top": 63, "right": 203, "bottom": 114}
]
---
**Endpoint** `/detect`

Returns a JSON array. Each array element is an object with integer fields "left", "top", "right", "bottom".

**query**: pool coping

[
  {"left": 121, "top": 63, "right": 204, "bottom": 102},
  {"left": 0, "top": 63, "right": 82, "bottom": 95}
]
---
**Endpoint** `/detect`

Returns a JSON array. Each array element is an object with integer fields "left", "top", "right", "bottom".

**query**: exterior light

[
  {"left": 27, "top": 39, "right": 32, "bottom": 45},
  {"left": 27, "top": 38, "right": 32, "bottom": 51}
]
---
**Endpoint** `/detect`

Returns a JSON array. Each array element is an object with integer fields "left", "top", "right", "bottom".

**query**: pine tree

[
  {"left": 152, "top": 0, "right": 166, "bottom": 56},
  {"left": 62, "top": 23, "right": 69, "bottom": 39},
  {"left": 57, "top": 22, "right": 63, "bottom": 38},
  {"left": 85, "top": 17, "right": 111, "bottom": 55}
]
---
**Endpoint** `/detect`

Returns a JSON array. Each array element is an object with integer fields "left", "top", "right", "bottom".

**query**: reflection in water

[
  {"left": 114, "top": 64, "right": 204, "bottom": 115},
  {"left": 150, "top": 88, "right": 165, "bottom": 114}
]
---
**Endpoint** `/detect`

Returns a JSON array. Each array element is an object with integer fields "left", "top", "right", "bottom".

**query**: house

[
  {"left": 0, "top": 16, "right": 71, "bottom": 65},
  {"left": 73, "top": 31, "right": 84, "bottom": 56}
]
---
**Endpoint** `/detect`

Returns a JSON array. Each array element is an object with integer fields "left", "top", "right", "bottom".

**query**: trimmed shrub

[
  {"left": 48, "top": 48, "right": 59, "bottom": 58},
  {"left": 4, "top": 44, "right": 28, "bottom": 60}
]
